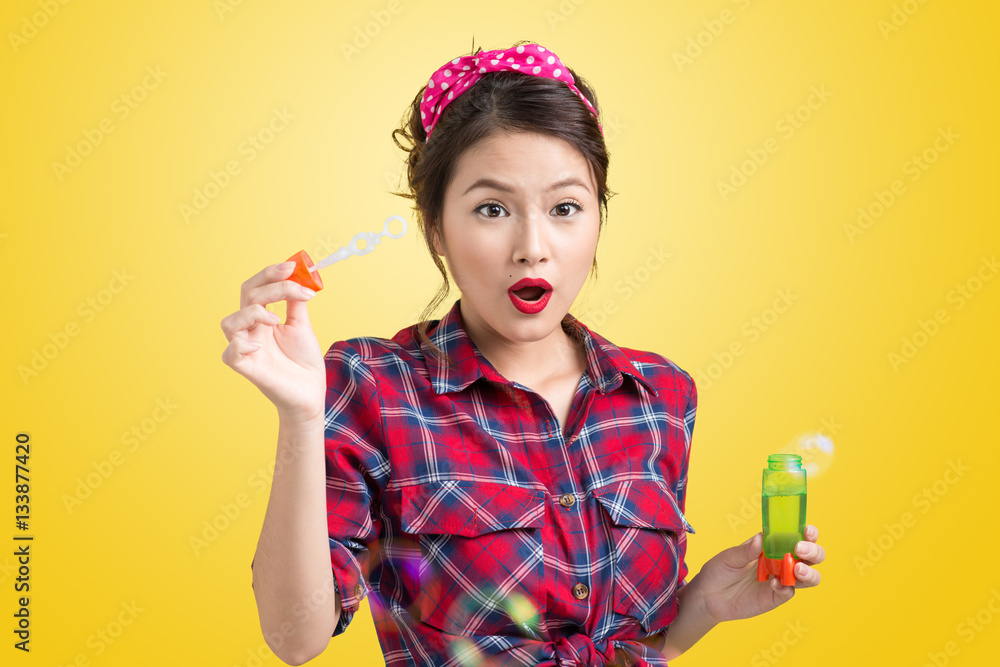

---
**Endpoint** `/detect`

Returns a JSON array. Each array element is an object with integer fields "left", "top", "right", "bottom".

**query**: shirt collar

[{"left": 420, "top": 298, "right": 658, "bottom": 398}]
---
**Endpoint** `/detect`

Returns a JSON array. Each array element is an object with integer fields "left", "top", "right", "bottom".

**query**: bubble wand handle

[
  {"left": 310, "top": 215, "right": 408, "bottom": 271},
  {"left": 283, "top": 215, "right": 408, "bottom": 293}
]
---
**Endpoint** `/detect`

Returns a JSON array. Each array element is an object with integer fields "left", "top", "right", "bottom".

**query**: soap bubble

[
  {"left": 446, "top": 585, "right": 504, "bottom": 634},
  {"left": 503, "top": 591, "right": 541, "bottom": 638},
  {"left": 449, "top": 636, "right": 486, "bottom": 667},
  {"left": 441, "top": 586, "right": 543, "bottom": 641},
  {"left": 779, "top": 432, "right": 835, "bottom": 478},
  {"left": 437, "top": 588, "right": 543, "bottom": 667}
]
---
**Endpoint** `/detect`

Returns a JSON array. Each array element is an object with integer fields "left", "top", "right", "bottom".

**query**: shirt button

[
  {"left": 354, "top": 584, "right": 365, "bottom": 597},
  {"left": 559, "top": 493, "right": 576, "bottom": 508},
  {"left": 572, "top": 583, "right": 589, "bottom": 600}
]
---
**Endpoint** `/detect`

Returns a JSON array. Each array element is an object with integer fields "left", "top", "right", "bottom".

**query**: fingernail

[
  {"left": 281, "top": 261, "right": 296, "bottom": 270},
  {"left": 300, "top": 287, "right": 316, "bottom": 298},
  {"left": 796, "top": 543, "right": 808, "bottom": 555}
]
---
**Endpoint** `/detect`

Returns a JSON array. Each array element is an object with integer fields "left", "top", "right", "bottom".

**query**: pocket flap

[
  {"left": 401, "top": 481, "right": 545, "bottom": 537},
  {"left": 594, "top": 480, "right": 696, "bottom": 534}
]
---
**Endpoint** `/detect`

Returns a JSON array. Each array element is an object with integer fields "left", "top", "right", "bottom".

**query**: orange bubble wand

[{"left": 284, "top": 215, "right": 408, "bottom": 292}]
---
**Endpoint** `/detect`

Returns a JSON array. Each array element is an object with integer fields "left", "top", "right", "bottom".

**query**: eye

[
  {"left": 474, "top": 201, "right": 508, "bottom": 218},
  {"left": 552, "top": 200, "right": 583, "bottom": 217}
]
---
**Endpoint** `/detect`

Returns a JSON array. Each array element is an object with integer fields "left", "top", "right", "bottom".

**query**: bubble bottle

[{"left": 756, "top": 453, "right": 807, "bottom": 586}]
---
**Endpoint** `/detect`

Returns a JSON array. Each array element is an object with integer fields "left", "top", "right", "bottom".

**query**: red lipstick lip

[
  {"left": 508, "top": 277, "right": 553, "bottom": 292},
  {"left": 507, "top": 277, "right": 553, "bottom": 314}
]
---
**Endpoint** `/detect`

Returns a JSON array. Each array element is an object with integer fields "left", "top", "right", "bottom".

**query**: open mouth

[
  {"left": 512, "top": 286, "right": 547, "bottom": 301},
  {"left": 507, "top": 278, "right": 553, "bottom": 314}
]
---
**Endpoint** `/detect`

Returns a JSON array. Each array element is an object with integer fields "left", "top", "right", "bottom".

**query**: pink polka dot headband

[{"left": 419, "top": 43, "right": 603, "bottom": 139}]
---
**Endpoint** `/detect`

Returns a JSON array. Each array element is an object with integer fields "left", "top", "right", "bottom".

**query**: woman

[{"left": 221, "top": 41, "right": 826, "bottom": 667}]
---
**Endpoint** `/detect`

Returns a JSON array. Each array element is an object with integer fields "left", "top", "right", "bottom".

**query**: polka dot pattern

[{"left": 419, "top": 43, "right": 603, "bottom": 139}]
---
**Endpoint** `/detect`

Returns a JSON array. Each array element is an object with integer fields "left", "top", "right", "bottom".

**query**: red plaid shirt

[{"left": 318, "top": 298, "right": 697, "bottom": 666}]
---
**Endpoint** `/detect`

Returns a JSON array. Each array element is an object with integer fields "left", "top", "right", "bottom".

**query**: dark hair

[{"left": 390, "top": 39, "right": 616, "bottom": 366}]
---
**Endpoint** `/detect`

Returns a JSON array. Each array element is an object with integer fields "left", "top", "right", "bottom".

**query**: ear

[{"left": 431, "top": 227, "right": 444, "bottom": 256}]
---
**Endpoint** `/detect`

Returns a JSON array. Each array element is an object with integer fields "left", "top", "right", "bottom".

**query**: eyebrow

[{"left": 462, "top": 176, "right": 591, "bottom": 196}]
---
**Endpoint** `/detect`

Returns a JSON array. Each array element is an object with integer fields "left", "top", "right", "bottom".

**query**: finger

[
  {"left": 726, "top": 532, "right": 762, "bottom": 566},
  {"left": 221, "top": 304, "right": 281, "bottom": 341},
  {"left": 221, "top": 335, "right": 263, "bottom": 369},
  {"left": 286, "top": 290, "right": 314, "bottom": 326},
  {"left": 243, "top": 279, "right": 317, "bottom": 311},
  {"left": 793, "top": 538, "right": 826, "bottom": 564},
  {"left": 242, "top": 279, "right": 316, "bottom": 310},
  {"left": 770, "top": 578, "right": 798, "bottom": 599},
  {"left": 791, "top": 561, "right": 822, "bottom": 588},
  {"left": 239, "top": 261, "right": 298, "bottom": 308}
]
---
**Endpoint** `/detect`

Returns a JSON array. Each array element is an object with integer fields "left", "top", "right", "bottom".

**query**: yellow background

[{"left": 2, "top": 0, "right": 998, "bottom": 664}]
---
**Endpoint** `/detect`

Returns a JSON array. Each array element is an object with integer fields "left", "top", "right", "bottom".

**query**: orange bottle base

[{"left": 756, "top": 551, "right": 801, "bottom": 586}]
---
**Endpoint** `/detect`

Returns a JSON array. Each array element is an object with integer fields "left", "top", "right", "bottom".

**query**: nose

[{"left": 512, "top": 212, "right": 549, "bottom": 265}]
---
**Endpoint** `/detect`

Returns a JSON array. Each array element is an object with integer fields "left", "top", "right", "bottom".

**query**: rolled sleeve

[{"left": 324, "top": 339, "right": 390, "bottom": 637}]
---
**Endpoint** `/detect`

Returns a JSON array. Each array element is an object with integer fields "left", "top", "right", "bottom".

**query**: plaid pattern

[{"left": 310, "top": 298, "right": 695, "bottom": 666}]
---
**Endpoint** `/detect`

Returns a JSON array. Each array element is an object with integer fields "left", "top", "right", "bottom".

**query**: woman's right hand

[{"left": 220, "top": 261, "right": 326, "bottom": 423}]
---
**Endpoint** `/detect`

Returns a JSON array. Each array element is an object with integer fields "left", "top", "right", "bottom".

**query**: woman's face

[{"left": 434, "top": 130, "right": 601, "bottom": 352}]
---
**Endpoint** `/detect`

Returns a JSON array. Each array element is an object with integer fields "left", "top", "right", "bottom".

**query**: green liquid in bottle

[{"left": 762, "top": 494, "right": 806, "bottom": 559}]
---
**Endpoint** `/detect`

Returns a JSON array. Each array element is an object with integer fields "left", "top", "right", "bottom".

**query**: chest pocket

[
  {"left": 400, "top": 480, "right": 546, "bottom": 637},
  {"left": 593, "top": 480, "right": 696, "bottom": 633}
]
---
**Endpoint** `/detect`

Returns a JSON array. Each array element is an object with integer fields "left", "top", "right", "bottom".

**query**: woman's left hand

[{"left": 690, "top": 524, "right": 825, "bottom": 624}]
